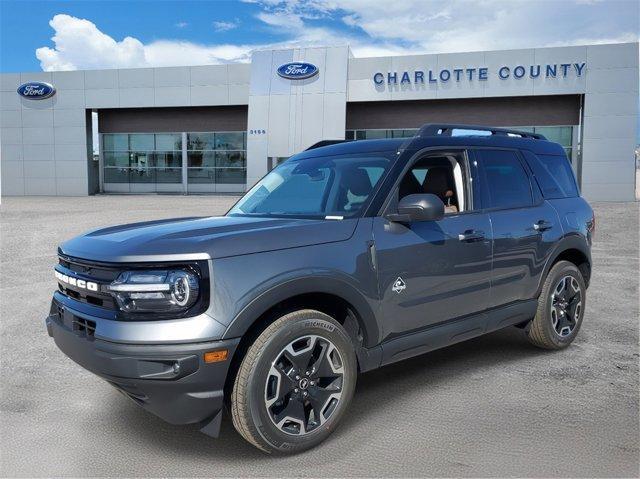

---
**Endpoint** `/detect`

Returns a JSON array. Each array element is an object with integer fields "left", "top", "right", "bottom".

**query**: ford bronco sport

[{"left": 46, "top": 124, "right": 594, "bottom": 454}]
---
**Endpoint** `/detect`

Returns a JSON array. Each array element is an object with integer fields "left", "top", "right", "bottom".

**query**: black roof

[{"left": 295, "top": 123, "right": 566, "bottom": 160}]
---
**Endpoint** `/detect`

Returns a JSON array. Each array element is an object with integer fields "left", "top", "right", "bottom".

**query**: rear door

[{"left": 474, "top": 149, "right": 560, "bottom": 307}]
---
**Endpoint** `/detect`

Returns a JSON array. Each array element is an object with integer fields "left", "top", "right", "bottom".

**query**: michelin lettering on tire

[{"left": 304, "top": 320, "right": 335, "bottom": 332}]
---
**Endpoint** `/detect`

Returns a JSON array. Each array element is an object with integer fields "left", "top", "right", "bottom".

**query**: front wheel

[
  {"left": 231, "top": 310, "right": 357, "bottom": 454},
  {"left": 527, "top": 260, "right": 587, "bottom": 349}
]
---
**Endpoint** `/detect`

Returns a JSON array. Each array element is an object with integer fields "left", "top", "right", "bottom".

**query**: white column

[{"left": 181, "top": 132, "right": 188, "bottom": 194}]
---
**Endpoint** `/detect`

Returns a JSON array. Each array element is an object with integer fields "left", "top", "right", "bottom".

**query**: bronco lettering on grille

[{"left": 55, "top": 271, "right": 98, "bottom": 291}]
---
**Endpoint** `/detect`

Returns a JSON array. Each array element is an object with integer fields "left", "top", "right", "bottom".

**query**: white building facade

[{"left": 0, "top": 42, "right": 638, "bottom": 200}]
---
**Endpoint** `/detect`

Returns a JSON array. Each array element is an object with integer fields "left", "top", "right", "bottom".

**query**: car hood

[{"left": 59, "top": 215, "right": 359, "bottom": 263}]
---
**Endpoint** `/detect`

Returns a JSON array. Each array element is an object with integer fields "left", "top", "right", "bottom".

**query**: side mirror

[{"left": 387, "top": 193, "right": 445, "bottom": 223}]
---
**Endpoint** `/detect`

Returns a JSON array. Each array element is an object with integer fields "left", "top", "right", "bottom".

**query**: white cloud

[
  {"left": 36, "top": 14, "right": 254, "bottom": 70},
  {"left": 212, "top": 20, "right": 240, "bottom": 32},
  {"left": 175, "top": 21, "right": 189, "bottom": 28},
  {"left": 36, "top": 15, "right": 146, "bottom": 70},
  {"left": 35, "top": 1, "right": 640, "bottom": 72},
  {"left": 144, "top": 40, "right": 253, "bottom": 66},
  {"left": 250, "top": 0, "right": 639, "bottom": 54}
]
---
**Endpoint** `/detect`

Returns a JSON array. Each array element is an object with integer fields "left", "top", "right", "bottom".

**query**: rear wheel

[
  {"left": 231, "top": 309, "right": 357, "bottom": 454},
  {"left": 527, "top": 260, "right": 586, "bottom": 349}
]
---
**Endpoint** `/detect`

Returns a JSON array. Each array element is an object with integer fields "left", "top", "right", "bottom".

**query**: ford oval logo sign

[
  {"left": 17, "top": 82, "right": 56, "bottom": 100},
  {"left": 277, "top": 62, "right": 318, "bottom": 80}
]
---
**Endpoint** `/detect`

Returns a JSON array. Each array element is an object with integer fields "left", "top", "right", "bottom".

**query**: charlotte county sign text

[{"left": 373, "top": 62, "right": 586, "bottom": 85}]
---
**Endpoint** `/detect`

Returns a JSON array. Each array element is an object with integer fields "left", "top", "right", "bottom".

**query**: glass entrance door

[{"left": 101, "top": 131, "right": 246, "bottom": 194}]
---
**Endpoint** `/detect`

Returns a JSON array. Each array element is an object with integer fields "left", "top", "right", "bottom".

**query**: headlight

[{"left": 108, "top": 269, "right": 200, "bottom": 313}]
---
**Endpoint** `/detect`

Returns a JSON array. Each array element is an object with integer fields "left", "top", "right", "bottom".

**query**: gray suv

[{"left": 46, "top": 124, "right": 594, "bottom": 454}]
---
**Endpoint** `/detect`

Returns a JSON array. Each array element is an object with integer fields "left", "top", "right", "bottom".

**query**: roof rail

[
  {"left": 417, "top": 123, "right": 547, "bottom": 140},
  {"left": 305, "top": 139, "right": 352, "bottom": 151}
]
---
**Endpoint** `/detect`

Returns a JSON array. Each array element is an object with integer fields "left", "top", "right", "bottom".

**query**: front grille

[
  {"left": 55, "top": 254, "right": 210, "bottom": 321},
  {"left": 72, "top": 316, "right": 96, "bottom": 339},
  {"left": 53, "top": 303, "right": 97, "bottom": 341},
  {"left": 56, "top": 255, "right": 119, "bottom": 310}
]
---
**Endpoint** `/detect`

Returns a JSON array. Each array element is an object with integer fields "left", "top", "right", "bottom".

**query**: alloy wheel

[
  {"left": 550, "top": 275, "right": 582, "bottom": 337},
  {"left": 264, "top": 335, "right": 344, "bottom": 435}
]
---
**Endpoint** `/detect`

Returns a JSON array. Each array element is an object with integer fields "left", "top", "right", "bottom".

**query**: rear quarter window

[{"left": 524, "top": 151, "right": 579, "bottom": 199}]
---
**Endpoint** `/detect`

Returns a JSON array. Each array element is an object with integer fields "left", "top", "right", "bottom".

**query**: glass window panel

[
  {"left": 345, "top": 130, "right": 355, "bottom": 140},
  {"left": 156, "top": 168, "right": 182, "bottom": 183},
  {"left": 103, "top": 134, "right": 128, "bottom": 151},
  {"left": 187, "top": 151, "right": 215, "bottom": 168},
  {"left": 215, "top": 132, "right": 245, "bottom": 150},
  {"left": 187, "top": 133, "right": 215, "bottom": 150},
  {"left": 129, "top": 152, "right": 152, "bottom": 168},
  {"left": 103, "top": 130, "right": 247, "bottom": 188},
  {"left": 355, "top": 130, "right": 366, "bottom": 140},
  {"left": 534, "top": 127, "right": 573, "bottom": 146},
  {"left": 103, "top": 151, "right": 130, "bottom": 167},
  {"left": 391, "top": 129, "right": 418, "bottom": 138},
  {"left": 104, "top": 167, "right": 130, "bottom": 183},
  {"left": 155, "top": 133, "right": 181, "bottom": 150},
  {"left": 216, "top": 151, "right": 246, "bottom": 168},
  {"left": 129, "top": 134, "right": 154, "bottom": 150},
  {"left": 188, "top": 168, "right": 216, "bottom": 183},
  {"left": 216, "top": 168, "right": 246, "bottom": 184},
  {"left": 187, "top": 151, "right": 203, "bottom": 167},
  {"left": 129, "top": 167, "right": 156, "bottom": 183},
  {"left": 153, "top": 151, "right": 182, "bottom": 168},
  {"left": 365, "top": 130, "right": 386, "bottom": 139}
]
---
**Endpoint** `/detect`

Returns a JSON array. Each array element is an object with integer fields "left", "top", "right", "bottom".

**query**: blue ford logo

[
  {"left": 277, "top": 62, "right": 318, "bottom": 80},
  {"left": 17, "top": 81, "right": 56, "bottom": 100}
]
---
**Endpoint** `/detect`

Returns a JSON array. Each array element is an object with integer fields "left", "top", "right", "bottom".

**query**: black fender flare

[
  {"left": 221, "top": 274, "right": 381, "bottom": 348},
  {"left": 535, "top": 233, "right": 591, "bottom": 297}
]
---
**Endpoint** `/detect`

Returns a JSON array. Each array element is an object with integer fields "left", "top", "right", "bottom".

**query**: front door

[{"left": 373, "top": 150, "right": 492, "bottom": 340}]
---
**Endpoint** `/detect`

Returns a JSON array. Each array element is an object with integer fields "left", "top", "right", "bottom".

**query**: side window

[
  {"left": 523, "top": 151, "right": 579, "bottom": 199},
  {"left": 477, "top": 150, "right": 533, "bottom": 209},
  {"left": 397, "top": 153, "right": 469, "bottom": 213}
]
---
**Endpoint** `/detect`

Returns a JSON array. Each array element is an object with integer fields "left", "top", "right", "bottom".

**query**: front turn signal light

[{"left": 204, "top": 350, "right": 228, "bottom": 363}]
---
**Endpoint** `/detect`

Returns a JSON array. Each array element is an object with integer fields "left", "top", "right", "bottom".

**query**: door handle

[
  {"left": 458, "top": 230, "right": 485, "bottom": 242},
  {"left": 533, "top": 220, "right": 553, "bottom": 232}
]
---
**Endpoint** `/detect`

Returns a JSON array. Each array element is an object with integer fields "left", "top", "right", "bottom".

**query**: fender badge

[{"left": 392, "top": 277, "right": 406, "bottom": 294}]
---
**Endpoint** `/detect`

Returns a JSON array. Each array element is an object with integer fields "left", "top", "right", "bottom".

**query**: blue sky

[{"left": 0, "top": 0, "right": 638, "bottom": 73}]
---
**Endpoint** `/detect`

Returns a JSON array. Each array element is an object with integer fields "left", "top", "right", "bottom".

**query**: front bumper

[{"left": 45, "top": 300, "right": 240, "bottom": 436}]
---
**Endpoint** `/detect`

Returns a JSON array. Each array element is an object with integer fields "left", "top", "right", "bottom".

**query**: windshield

[{"left": 228, "top": 152, "right": 395, "bottom": 219}]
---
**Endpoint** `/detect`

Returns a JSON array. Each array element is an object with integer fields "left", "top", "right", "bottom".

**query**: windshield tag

[{"left": 325, "top": 215, "right": 344, "bottom": 221}]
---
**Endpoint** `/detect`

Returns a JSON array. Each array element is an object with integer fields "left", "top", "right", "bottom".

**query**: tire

[
  {"left": 527, "top": 260, "right": 587, "bottom": 350},
  {"left": 231, "top": 309, "right": 357, "bottom": 454}
]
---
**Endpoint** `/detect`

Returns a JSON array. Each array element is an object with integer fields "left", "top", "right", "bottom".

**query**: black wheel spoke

[
  {"left": 280, "top": 349, "right": 305, "bottom": 376},
  {"left": 274, "top": 396, "right": 307, "bottom": 425},
  {"left": 307, "top": 386, "right": 335, "bottom": 421},
  {"left": 273, "top": 365, "right": 297, "bottom": 394},
  {"left": 312, "top": 346, "right": 341, "bottom": 380},
  {"left": 307, "top": 340, "right": 329, "bottom": 375}
]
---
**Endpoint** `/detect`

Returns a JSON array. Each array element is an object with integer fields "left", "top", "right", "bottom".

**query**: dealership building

[{"left": 0, "top": 42, "right": 638, "bottom": 200}]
